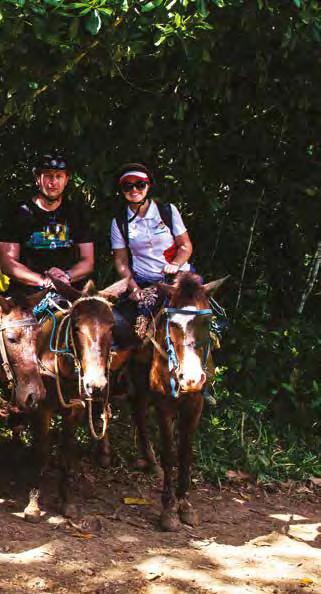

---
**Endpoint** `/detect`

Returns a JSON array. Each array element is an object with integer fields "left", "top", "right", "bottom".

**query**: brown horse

[
  {"left": 128, "top": 272, "right": 227, "bottom": 531},
  {"left": 23, "top": 278, "right": 128, "bottom": 521},
  {"left": 0, "top": 292, "right": 47, "bottom": 413}
]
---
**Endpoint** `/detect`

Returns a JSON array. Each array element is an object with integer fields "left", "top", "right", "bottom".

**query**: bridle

[
  {"left": 148, "top": 306, "right": 213, "bottom": 399},
  {"left": 40, "top": 295, "right": 113, "bottom": 441},
  {"left": 0, "top": 315, "right": 39, "bottom": 395}
]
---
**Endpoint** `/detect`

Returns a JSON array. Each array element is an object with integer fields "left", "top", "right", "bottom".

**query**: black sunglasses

[{"left": 121, "top": 180, "right": 148, "bottom": 192}]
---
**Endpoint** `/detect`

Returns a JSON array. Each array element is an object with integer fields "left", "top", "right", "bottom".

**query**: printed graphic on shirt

[
  {"left": 26, "top": 221, "right": 73, "bottom": 250},
  {"left": 128, "top": 224, "right": 139, "bottom": 240},
  {"left": 154, "top": 221, "right": 169, "bottom": 235}
]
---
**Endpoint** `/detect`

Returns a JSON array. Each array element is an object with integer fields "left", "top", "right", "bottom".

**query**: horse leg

[
  {"left": 157, "top": 401, "right": 179, "bottom": 531},
  {"left": 24, "top": 406, "right": 52, "bottom": 523},
  {"left": 177, "top": 394, "right": 204, "bottom": 527},
  {"left": 129, "top": 359, "right": 159, "bottom": 472},
  {"left": 59, "top": 410, "right": 82, "bottom": 519}
]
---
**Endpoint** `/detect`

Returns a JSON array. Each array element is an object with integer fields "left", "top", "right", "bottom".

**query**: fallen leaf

[
  {"left": 300, "top": 577, "right": 313, "bottom": 585},
  {"left": 123, "top": 497, "right": 152, "bottom": 505}
]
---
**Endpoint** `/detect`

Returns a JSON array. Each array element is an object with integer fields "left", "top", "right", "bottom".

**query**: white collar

[{"left": 127, "top": 199, "right": 158, "bottom": 221}]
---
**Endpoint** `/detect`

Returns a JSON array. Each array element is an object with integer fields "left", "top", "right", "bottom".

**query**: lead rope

[
  {"left": 54, "top": 314, "right": 85, "bottom": 410},
  {"left": 84, "top": 355, "right": 111, "bottom": 441},
  {"left": 69, "top": 314, "right": 110, "bottom": 441}
]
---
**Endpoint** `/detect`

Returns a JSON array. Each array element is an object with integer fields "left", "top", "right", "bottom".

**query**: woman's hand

[
  {"left": 129, "top": 286, "right": 144, "bottom": 302},
  {"left": 163, "top": 262, "right": 179, "bottom": 275}
]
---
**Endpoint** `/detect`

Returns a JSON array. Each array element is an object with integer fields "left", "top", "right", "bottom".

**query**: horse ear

[
  {"left": 203, "top": 275, "right": 230, "bottom": 295},
  {"left": 157, "top": 282, "right": 175, "bottom": 298},
  {"left": 99, "top": 278, "right": 128, "bottom": 300},
  {"left": 83, "top": 280, "right": 96, "bottom": 296},
  {"left": 0, "top": 295, "right": 13, "bottom": 314},
  {"left": 47, "top": 275, "right": 82, "bottom": 302}
]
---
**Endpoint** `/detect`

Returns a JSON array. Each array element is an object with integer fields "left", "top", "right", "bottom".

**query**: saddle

[{"left": 113, "top": 286, "right": 162, "bottom": 348}]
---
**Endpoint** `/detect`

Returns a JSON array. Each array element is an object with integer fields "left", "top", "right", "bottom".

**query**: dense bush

[{"left": 1, "top": 0, "right": 321, "bottom": 480}]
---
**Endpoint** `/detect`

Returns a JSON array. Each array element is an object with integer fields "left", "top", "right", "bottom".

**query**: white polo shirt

[{"left": 111, "top": 200, "right": 191, "bottom": 281}]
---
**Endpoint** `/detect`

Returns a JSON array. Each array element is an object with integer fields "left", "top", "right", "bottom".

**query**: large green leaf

[
  {"left": 141, "top": 0, "right": 164, "bottom": 13},
  {"left": 85, "top": 9, "right": 102, "bottom": 35}
]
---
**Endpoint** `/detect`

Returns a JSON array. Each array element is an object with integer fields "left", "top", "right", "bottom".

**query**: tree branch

[
  {"left": 297, "top": 240, "right": 321, "bottom": 314},
  {"left": 0, "top": 40, "right": 99, "bottom": 129},
  {"left": 235, "top": 189, "right": 264, "bottom": 310}
]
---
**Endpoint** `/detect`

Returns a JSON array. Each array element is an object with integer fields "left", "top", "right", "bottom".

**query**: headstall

[
  {"left": 163, "top": 307, "right": 213, "bottom": 399},
  {"left": 0, "top": 316, "right": 39, "bottom": 390}
]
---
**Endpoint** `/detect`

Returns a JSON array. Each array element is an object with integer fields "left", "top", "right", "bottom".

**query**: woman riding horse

[{"left": 111, "top": 162, "right": 193, "bottom": 338}]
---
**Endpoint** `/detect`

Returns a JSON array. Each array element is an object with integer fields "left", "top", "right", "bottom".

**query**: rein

[{"left": 0, "top": 316, "right": 39, "bottom": 391}]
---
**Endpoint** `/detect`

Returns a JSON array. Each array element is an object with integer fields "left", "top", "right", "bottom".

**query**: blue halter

[
  {"left": 163, "top": 307, "right": 213, "bottom": 398},
  {"left": 33, "top": 292, "right": 72, "bottom": 355}
]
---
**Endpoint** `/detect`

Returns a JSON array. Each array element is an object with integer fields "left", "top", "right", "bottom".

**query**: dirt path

[{"left": 0, "top": 446, "right": 321, "bottom": 594}]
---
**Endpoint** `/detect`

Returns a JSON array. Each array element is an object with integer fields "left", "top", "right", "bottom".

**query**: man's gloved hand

[
  {"left": 41, "top": 275, "right": 54, "bottom": 289},
  {"left": 46, "top": 267, "right": 71, "bottom": 285}
]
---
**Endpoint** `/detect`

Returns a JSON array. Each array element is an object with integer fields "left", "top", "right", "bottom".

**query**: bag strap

[
  {"left": 156, "top": 201, "right": 173, "bottom": 236},
  {"left": 116, "top": 200, "right": 174, "bottom": 247}
]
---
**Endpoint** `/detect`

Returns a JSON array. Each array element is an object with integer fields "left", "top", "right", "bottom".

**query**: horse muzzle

[
  {"left": 178, "top": 372, "right": 206, "bottom": 393},
  {"left": 83, "top": 376, "right": 108, "bottom": 398},
  {"left": 16, "top": 385, "right": 46, "bottom": 411}
]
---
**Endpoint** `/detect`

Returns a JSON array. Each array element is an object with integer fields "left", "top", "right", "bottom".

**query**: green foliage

[
  {"left": 197, "top": 313, "right": 321, "bottom": 482},
  {"left": 0, "top": 0, "right": 321, "bottom": 480}
]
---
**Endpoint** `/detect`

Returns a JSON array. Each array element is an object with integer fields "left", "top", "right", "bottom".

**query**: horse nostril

[
  {"left": 178, "top": 373, "right": 184, "bottom": 381},
  {"left": 85, "top": 384, "right": 93, "bottom": 396},
  {"left": 25, "top": 393, "right": 38, "bottom": 410}
]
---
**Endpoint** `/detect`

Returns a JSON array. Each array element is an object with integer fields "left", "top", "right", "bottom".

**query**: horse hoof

[
  {"left": 62, "top": 503, "right": 79, "bottom": 519},
  {"left": 178, "top": 502, "right": 199, "bottom": 527},
  {"left": 160, "top": 510, "right": 180, "bottom": 532},
  {"left": 24, "top": 489, "right": 41, "bottom": 523},
  {"left": 24, "top": 505, "right": 41, "bottom": 523}
]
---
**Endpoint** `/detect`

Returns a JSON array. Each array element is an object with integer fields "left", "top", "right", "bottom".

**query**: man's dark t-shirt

[{"left": 0, "top": 197, "right": 93, "bottom": 293}]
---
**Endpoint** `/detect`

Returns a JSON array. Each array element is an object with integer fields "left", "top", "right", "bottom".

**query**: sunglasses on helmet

[{"left": 121, "top": 180, "right": 149, "bottom": 192}]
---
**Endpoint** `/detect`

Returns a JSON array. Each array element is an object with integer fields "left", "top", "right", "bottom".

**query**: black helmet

[{"left": 33, "top": 153, "right": 69, "bottom": 175}]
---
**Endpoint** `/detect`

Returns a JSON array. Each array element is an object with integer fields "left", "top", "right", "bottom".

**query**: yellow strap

[{"left": 0, "top": 271, "right": 10, "bottom": 293}]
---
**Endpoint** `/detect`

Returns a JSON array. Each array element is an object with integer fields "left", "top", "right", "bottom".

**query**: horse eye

[{"left": 7, "top": 335, "right": 18, "bottom": 344}]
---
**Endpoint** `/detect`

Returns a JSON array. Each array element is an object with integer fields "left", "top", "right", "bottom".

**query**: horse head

[
  {"left": 151, "top": 272, "right": 228, "bottom": 395},
  {"left": 0, "top": 292, "right": 47, "bottom": 411},
  {"left": 49, "top": 277, "right": 128, "bottom": 401}
]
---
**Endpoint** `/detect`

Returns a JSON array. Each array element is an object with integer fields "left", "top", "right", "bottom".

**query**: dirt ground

[{"left": 0, "top": 435, "right": 321, "bottom": 594}]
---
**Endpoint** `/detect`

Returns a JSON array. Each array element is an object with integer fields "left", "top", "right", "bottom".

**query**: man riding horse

[{"left": 0, "top": 153, "right": 94, "bottom": 296}]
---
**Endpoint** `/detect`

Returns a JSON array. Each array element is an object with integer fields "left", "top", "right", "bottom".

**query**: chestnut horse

[
  {"left": 23, "top": 278, "right": 127, "bottom": 521},
  {"left": 128, "top": 272, "right": 227, "bottom": 531},
  {"left": 0, "top": 292, "right": 46, "bottom": 413}
]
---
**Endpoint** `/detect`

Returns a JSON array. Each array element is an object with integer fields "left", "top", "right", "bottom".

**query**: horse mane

[{"left": 171, "top": 272, "right": 206, "bottom": 306}]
